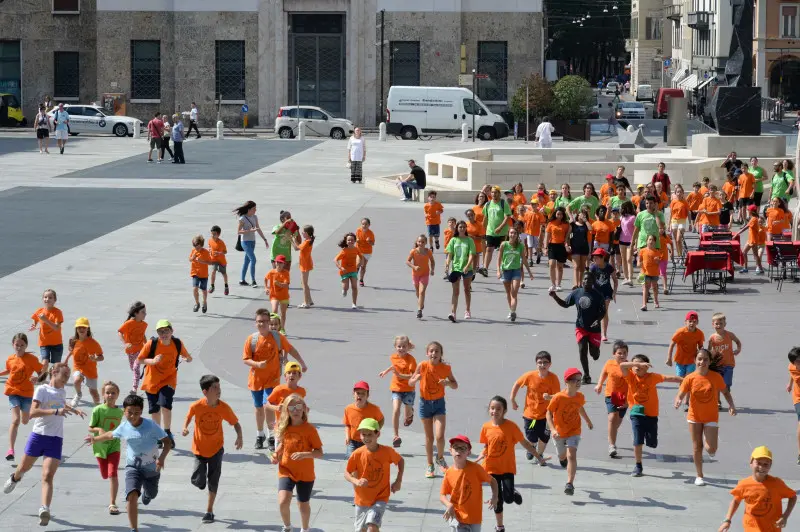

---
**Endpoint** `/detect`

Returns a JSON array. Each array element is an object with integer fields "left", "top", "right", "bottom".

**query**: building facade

[
  {"left": 686, "top": 0, "right": 731, "bottom": 89},
  {"left": 754, "top": 0, "right": 800, "bottom": 102},
  {"left": 0, "top": 0, "right": 544, "bottom": 127},
  {"left": 666, "top": 0, "right": 693, "bottom": 89},
  {"left": 628, "top": 0, "right": 670, "bottom": 92}
]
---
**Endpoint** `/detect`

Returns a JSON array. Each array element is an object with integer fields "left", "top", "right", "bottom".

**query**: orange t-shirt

[
  {"left": 356, "top": 228, "right": 375, "bottom": 255},
  {"left": 679, "top": 371, "right": 726, "bottom": 423},
  {"left": 31, "top": 307, "right": 63, "bottom": 347},
  {"left": 738, "top": 172, "right": 755, "bottom": 199},
  {"left": 343, "top": 402, "right": 385, "bottom": 441},
  {"left": 547, "top": 390, "right": 585, "bottom": 438},
  {"left": 722, "top": 181, "right": 737, "bottom": 203},
  {"left": 671, "top": 326, "right": 705, "bottom": 365},
  {"left": 242, "top": 332, "right": 293, "bottom": 390},
  {"left": 656, "top": 191, "right": 669, "bottom": 210},
  {"left": 625, "top": 372, "right": 666, "bottom": 417},
  {"left": 591, "top": 220, "right": 614, "bottom": 245},
  {"left": 268, "top": 384, "right": 306, "bottom": 423},
  {"left": 670, "top": 199, "right": 690, "bottom": 221},
  {"left": 407, "top": 248, "right": 432, "bottom": 277},
  {"left": 4, "top": 353, "right": 43, "bottom": 398},
  {"left": 790, "top": 363, "right": 800, "bottom": 405},
  {"left": 298, "top": 240, "right": 313, "bottom": 272},
  {"left": 440, "top": 460, "right": 493, "bottom": 525},
  {"left": 479, "top": 420, "right": 525, "bottom": 475},
  {"left": 466, "top": 221, "right": 485, "bottom": 253},
  {"left": 659, "top": 234, "right": 672, "bottom": 262},
  {"left": 190, "top": 248, "right": 212, "bottom": 278},
  {"left": 639, "top": 248, "right": 661, "bottom": 276},
  {"left": 601, "top": 359, "right": 628, "bottom": 399},
  {"left": 265, "top": 268, "right": 290, "bottom": 301},
  {"left": 185, "top": 398, "right": 238, "bottom": 458},
  {"left": 708, "top": 331, "right": 736, "bottom": 367},
  {"left": 136, "top": 338, "right": 189, "bottom": 394},
  {"left": 118, "top": 320, "right": 147, "bottom": 355},
  {"left": 600, "top": 182, "right": 616, "bottom": 200},
  {"left": 546, "top": 221, "right": 569, "bottom": 245},
  {"left": 699, "top": 197, "right": 722, "bottom": 226},
  {"left": 336, "top": 247, "right": 362, "bottom": 275},
  {"left": 746, "top": 217, "right": 763, "bottom": 246},
  {"left": 512, "top": 193, "right": 527, "bottom": 213},
  {"left": 346, "top": 444, "right": 402, "bottom": 506},
  {"left": 514, "top": 370, "right": 560, "bottom": 420},
  {"left": 424, "top": 201, "right": 444, "bottom": 226},
  {"left": 766, "top": 208, "right": 791, "bottom": 235},
  {"left": 278, "top": 421, "right": 322, "bottom": 482},
  {"left": 389, "top": 352, "right": 417, "bottom": 393},
  {"left": 523, "top": 210, "right": 544, "bottom": 238},
  {"left": 70, "top": 337, "right": 103, "bottom": 380},
  {"left": 730, "top": 476, "right": 797, "bottom": 532},
  {"left": 471, "top": 205, "right": 485, "bottom": 226},
  {"left": 417, "top": 360, "right": 452, "bottom": 401},
  {"left": 686, "top": 191, "right": 703, "bottom": 212},
  {"left": 699, "top": 185, "right": 709, "bottom": 196},
  {"left": 443, "top": 228, "right": 454, "bottom": 250},
  {"left": 208, "top": 237, "right": 228, "bottom": 266}
]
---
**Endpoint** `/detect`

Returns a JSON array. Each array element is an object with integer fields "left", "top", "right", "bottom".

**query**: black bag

[{"left": 235, "top": 235, "right": 244, "bottom": 252}]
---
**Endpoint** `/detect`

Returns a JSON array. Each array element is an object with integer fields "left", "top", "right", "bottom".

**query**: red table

[
  {"left": 700, "top": 231, "right": 738, "bottom": 242},
  {"left": 684, "top": 251, "right": 734, "bottom": 278},
  {"left": 698, "top": 240, "right": 744, "bottom": 265},
  {"left": 765, "top": 241, "right": 800, "bottom": 265}
]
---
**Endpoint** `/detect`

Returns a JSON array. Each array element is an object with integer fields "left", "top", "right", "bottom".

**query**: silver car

[
  {"left": 616, "top": 102, "right": 646, "bottom": 120},
  {"left": 47, "top": 104, "right": 139, "bottom": 137},
  {"left": 274, "top": 106, "right": 354, "bottom": 139}
]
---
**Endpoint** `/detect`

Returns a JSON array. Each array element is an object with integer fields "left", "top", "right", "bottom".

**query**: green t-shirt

[
  {"left": 771, "top": 171, "right": 794, "bottom": 200},
  {"left": 90, "top": 404, "right": 123, "bottom": 458},
  {"left": 500, "top": 241, "right": 524, "bottom": 271},
  {"left": 752, "top": 166, "right": 764, "bottom": 193},
  {"left": 555, "top": 196, "right": 571, "bottom": 210},
  {"left": 568, "top": 195, "right": 601, "bottom": 220},
  {"left": 634, "top": 210, "right": 665, "bottom": 249},
  {"left": 483, "top": 199, "right": 512, "bottom": 237},
  {"left": 445, "top": 236, "right": 477, "bottom": 273},
  {"left": 608, "top": 195, "right": 626, "bottom": 211},
  {"left": 271, "top": 225, "right": 296, "bottom": 260}
]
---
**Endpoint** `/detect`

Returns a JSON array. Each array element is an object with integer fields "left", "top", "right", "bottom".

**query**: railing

[
  {"left": 761, "top": 97, "right": 785, "bottom": 122},
  {"left": 665, "top": 4, "right": 682, "bottom": 21},
  {"left": 687, "top": 11, "right": 710, "bottom": 30}
]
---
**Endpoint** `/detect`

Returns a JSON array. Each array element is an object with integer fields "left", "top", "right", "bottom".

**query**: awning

[
  {"left": 678, "top": 74, "right": 698, "bottom": 90},
  {"left": 697, "top": 76, "right": 715, "bottom": 90}
]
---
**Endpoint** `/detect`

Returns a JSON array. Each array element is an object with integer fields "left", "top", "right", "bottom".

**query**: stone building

[
  {"left": 0, "top": 0, "right": 544, "bottom": 128},
  {"left": 627, "top": 0, "right": 671, "bottom": 92},
  {"left": 754, "top": 0, "right": 800, "bottom": 102}
]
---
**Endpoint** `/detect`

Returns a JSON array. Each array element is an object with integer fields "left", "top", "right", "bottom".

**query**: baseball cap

[
  {"left": 564, "top": 367, "right": 583, "bottom": 381},
  {"left": 357, "top": 418, "right": 381, "bottom": 432},
  {"left": 491, "top": 185, "right": 502, "bottom": 192},
  {"left": 549, "top": 189, "right": 558, "bottom": 194},
  {"left": 284, "top": 361, "right": 302, "bottom": 373},
  {"left": 610, "top": 207, "right": 620, "bottom": 212},
  {"left": 750, "top": 446, "right": 773, "bottom": 461},
  {"left": 747, "top": 204, "right": 757, "bottom": 213},
  {"left": 685, "top": 311, "right": 699, "bottom": 321},
  {"left": 636, "top": 183, "right": 645, "bottom": 189},
  {"left": 156, "top": 319, "right": 172, "bottom": 330},
  {"left": 591, "top": 248, "right": 609, "bottom": 258},
  {"left": 74, "top": 317, "right": 90, "bottom": 328},
  {"left": 275, "top": 254, "right": 287, "bottom": 264},
  {"left": 605, "top": 173, "right": 614, "bottom": 180},
  {"left": 353, "top": 380, "right": 370, "bottom": 391},
  {"left": 448, "top": 434, "right": 472, "bottom": 449},
  {"left": 531, "top": 198, "right": 539, "bottom": 204}
]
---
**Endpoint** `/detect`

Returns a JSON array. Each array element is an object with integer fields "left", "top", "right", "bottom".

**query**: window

[
  {"left": 52, "top": 0, "right": 80, "bottom": 13},
  {"left": 306, "top": 109, "right": 326, "bottom": 120},
  {"left": 389, "top": 41, "right": 420, "bottom": 86},
  {"left": 130, "top": 40, "right": 160, "bottom": 100},
  {"left": 0, "top": 41, "right": 21, "bottom": 103},
  {"left": 281, "top": 108, "right": 298, "bottom": 118},
  {"left": 463, "top": 98, "right": 487, "bottom": 116},
  {"left": 631, "top": 17, "right": 639, "bottom": 39},
  {"left": 651, "top": 60, "right": 661, "bottom": 80},
  {"left": 54, "top": 52, "right": 79, "bottom": 99},
  {"left": 645, "top": 17, "right": 662, "bottom": 40},
  {"left": 64, "top": 106, "right": 83, "bottom": 115},
  {"left": 782, "top": 4, "right": 799, "bottom": 38},
  {"left": 215, "top": 40, "right": 245, "bottom": 101},
  {"left": 477, "top": 41, "right": 508, "bottom": 102}
]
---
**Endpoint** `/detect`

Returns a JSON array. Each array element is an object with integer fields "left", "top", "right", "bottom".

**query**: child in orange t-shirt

[
  {"left": 787, "top": 347, "right": 800, "bottom": 464},
  {"left": 424, "top": 191, "right": 445, "bottom": 250},
  {"left": 698, "top": 186, "right": 723, "bottom": 231},
  {"left": 190, "top": 235, "right": 215, "bottom": 314},
  {"left": 639, "top": 234, "right": 661, "bottom": 311},
  {"left": 379, "top": 336, "right": 418, "bottom": 448},
  {"left": 265, "top": 255, "right": 291, "bottom": 333},
  {"left": 708, "top": 312, "right": 742, "bottom": 396},
  {"left": 181, "top": 374, "right": 242, "bottom": 522},
  {"left": 658, "top": 229, "right": 673, "bottom": 295},
  {"left": 334, "top": 232, "right": 363, "bottom": 309},
  {"left": 670, "top": 184, "right": 690, "bottom": 257},
  {"left": 687, "top": 182, "right": 703, "bottom": 233},
  {"left": 343, "top": 381, "right": 384, "bottom": 458},
  {"left": 355, "top": 218, "right": 375, "bottom": 287},
  {"left": 441, "top": 435, "right": 499, "bottom": 529},
  {"left": 737, "top": 165, "right": 756, "bottom": 224},
  {"left": 442, "top": 218, "right": 456, "bottom": 279},
  {"left": 65, "top": 317, "right": 104, "bottom": 407},
  {"left": 2, "top": 333, "right": 44, "bottom": 460},
  {"left": 666, "top": 310, "right": 705, "bottom": 380},
  {"left": 118, "top": 302, "right": 147, "bottom": 394},
  {"left": 405, "top": 235, "right": 435, "bottom": 318},
  {"left": 522, "top": 201, "right": 545, "bottom": 265},
  {"left": 208, "top": 225, "right": 229, "bottom": 296},
  {"left": 271, "top": 394, "right": 322, "bottom": 532},
  {"left": 510, "top": 350, "right": 560, "bottom": 458},
  {"left": 266, "top": 361, "right": 306, "bottom": 425},
  {"left": 30, "top": 288, "right": 64, "bottom": 375},
  {"left": 408, "top": 341, "right": 458, "bottom": 478},
  {"left": 294, "top": 225, "right": 315, "bottom": 308},
  {"left": 546, "top": 367, "right": 593, "bottom": 495},
  {"left": 465, "top": 209, "right": 486, "bottom": 271},
  {"left": 594, "top": 340, "right": 629, "bottom": 458},
  {"left": 734, "top": 205, "right": 765, "bottom": 274}
]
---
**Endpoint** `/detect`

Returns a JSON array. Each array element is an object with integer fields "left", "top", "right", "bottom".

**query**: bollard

[
  {"left": 378, "top": 122, "right": 386, "bottom": 141},
  {"left": 461, "top": 123, "right": 469, "bottom": 142},
  {"left": 216, "top": 120, "right": 224, "bottom": 139},
  {"left": 298, "top": 121, "right": 306, "bottom": 140},
  {"left": 132, "top": 119, "right": 141, "bottom": 139}
]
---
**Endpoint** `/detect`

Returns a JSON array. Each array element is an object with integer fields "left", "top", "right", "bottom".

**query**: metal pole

[
  {"left": 472, "top": 70, "right": 476, "bottom": 142},
  {"left": 525, "top": 83, "right": 529, "bottom": 143},
  {"left": 380, "top": 9, "right": 385, "bottom": 123},
  {"left": 296, "top": 67, "right": 300, "bottom": 130}
]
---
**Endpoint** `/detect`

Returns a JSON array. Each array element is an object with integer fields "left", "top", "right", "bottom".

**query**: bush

[
  {"left": 510, "top": 74, "right": 554, "bottom": 122},
  {"left": 552, "top": 75, "right": 594, "bottom": 121}
]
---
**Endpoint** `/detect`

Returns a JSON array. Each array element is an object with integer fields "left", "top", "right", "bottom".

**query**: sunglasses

[{"left": 286, "top": 404, "right": 304, "bottom": 412}]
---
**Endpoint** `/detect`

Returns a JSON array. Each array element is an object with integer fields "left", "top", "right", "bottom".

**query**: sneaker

[
  {"left": 157, "top": 160, "right": 162, "bottom": 164},
  {"left": 512, "top": 490, "right": 522, "bottom": 505},
  {"left": 632, "top": 464, "right": 643, "bottom": 477},
  {"left": 342, "top": 289, "right": 347, "bottom": 297},
  {"left": 706, "top": 449, "right": 716, "bottom": 459},
  {"left": 528, "top": 259, "right": 534, "bottom": 267},
  {"left": 400, "top": 197, "right": 410, "bottom": 202},
  {"left": 549, "top": 284, "right": 556, "bottom": 291},
  {"left": 147, "top": 159, "right": 153, "bottom": 163},
  {"left": 5, "top": 449, "right": 13, "bottom": 462},
  {"left": 359, "top": 280, "right": 365, "bottom": 287},
  {"left": 738, "top": 267, "right": 749, "bottom": 274},
  {"left": 39, "top": 506, "right": 51, "bottom": 526},
  {"left": 755, "top": 267, "right": 764, "bottom": 275},
  {"left": 464, "top": 311, "right": 471, "bottom": 320},
  {"left": 536, "top": 254, "right": 542, "bottom": 264},
  {"left": 435, "top": 240, "right": 440, "bottom": 250},
  {"left": 224, "top": 285, "right": 229, "bottom": 295},
  {"left": 352, "top": 304, "right": 358, "bottom": 310},
  {"left": 694, "top": 477, "right": 706, "bottom": 486},
  {"left": 797, "top": 454, "right": 800, "bottom": 465},
  {"left": 443, "top": 273, "right": 449, "bottom": 280},
  {"left": 268, "top": 436, "right": 276, "bottom": 452},
  {"left": 435, "top": 456, "right": 448, "bottom": 472},
  {"left": 281, "top": 527, "right": 292, "bottom": 532},
  {"left": 448, "top": 314, "right": 456, "bottom": 323},
  {"left": 60, "top": 147, "right": 64, "bottom": 154},
  {"left": 193, "top": 303, "right": 200, "bottom": 312},
  {"left": 202, "top": 512, "right": 215, "bottom": 523},
  {"left": 602, "top": 335, "right": 609, "bottom": 342},
  {"left": 564, "top": 482, "right": 575, "bottom": 495},
  {"left": 510, "top": 312, "right": 517, "bottom": 322},
  {"left": 582, "top": 375, "right": 592, "bottom": 385},
  {"left": 425, "top": 464, "right": 435, "bottom": 478},
  {"left": 255, "top": 435, "right": 265, "bottom": 450},
  {"left": 201, "top": 304, "right": 207, "bottom": 314},
  {"left": 416, "top": 310, "right": 423, "bottom": 319},
  {"left": 166, "top": 431, "right": 176, "bottom": 449},
  {"left": 3, "top": 473, "right": 18, "bottom": 494},
  {"left": 559, "top": 458, "right": 568, "bottom": 468},
  {"left": 239, "top": 280, "right": 248, "bottom": 286},
  {"left": 526, "top": 451, "right": 534, "bottom": 461},
  {"left": 142, "top": 493, "right": 151, "bottom": 505},
  {"left": 555, "top": 285, "right": 563, "bottom": 291},
  {"left": 251, "top": 281, "right": 258, "bottom": 288},
  {"left": 608, "top": 445, "right": 617, "bottom": 458},
  {"left": 209, "top": 284, "right": 215, "bottom": 294},
  {"left": 70, "top": 393, "right": 81, "bottom": 408}
]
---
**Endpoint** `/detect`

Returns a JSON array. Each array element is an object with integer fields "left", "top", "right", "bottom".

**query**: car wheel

[
  {"left": 278, "top": 127, "right": 294, "bottom": 139},
  {"left": 478, "top": 127, "right": 496, "bottom": 141},
  {"left": 113, "top": 123, "right": 128, "bottom": 137},
  {"left": 68, "top": 126, "right": 78, "bottom": 136},
  {"left": 330, "top": 127, "right": 345, "bottom": 140},
  {"left": 400, "top": 126, "right": 418, "bottom": 140}
]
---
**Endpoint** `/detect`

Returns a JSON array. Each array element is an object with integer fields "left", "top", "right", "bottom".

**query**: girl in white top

[
  {"left": 160, "top": 113, "right": 174, "bottom": 161},
  {"left": 34, "top": 104, "right": 52, "bottom": 154},
  {"left": 347, "top": 127, "right": 366, "bottom": 183}
]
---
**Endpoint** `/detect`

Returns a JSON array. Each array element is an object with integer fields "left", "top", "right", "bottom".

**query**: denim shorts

[
  {"left": 419, "top": 397, "right": 446, "bottom": 419},
  {"left": 212, "top": 263, "right": 227, "bottom": 275},
  {"left": 8, "top": 394, "right": 33, "bottom": 412},
  {"left": 392, "top": 391, "right": 416, "bottom": 407},
  {"left": 604, "top": 396, "right": 627, "bottom": 418},
  {"left": 553, "top": 435, "right": 580, "bottom": 456},
  {"left": 346, "top": 439, "right": 364, "bottom": 458},
  {"left": 192, "top": 276, "right": 209, "bottom": 291},
  {"left": 631, "top": 415, "right": 658, "bottom": 448},
  {"left": 39, "top": 344, "right": 64, "bottom": 364},
  {"left": 250, "top": 387, "right": 274, "bottom": 408},
  {"left": 145, "top": 385, "right": 175, "bottom": 414},
  {"left": 795, "top": 402, "right": 800, "bottom": 421},
  {"left": 427, "top": 224, "right": 441, "bottom": 238},
  {"left": 501, "top": 269, "right": 522, "bottom": 282},
  {"left": 718, "top": 365, "right": 734, "bottom": 388},
  {"left": 675, "top": 363, "right": 696, "bottom": 377}
]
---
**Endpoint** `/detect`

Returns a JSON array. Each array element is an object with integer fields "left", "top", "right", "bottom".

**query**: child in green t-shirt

[{"left": 87, "top": 381, "right": 124, "bottom": 515}]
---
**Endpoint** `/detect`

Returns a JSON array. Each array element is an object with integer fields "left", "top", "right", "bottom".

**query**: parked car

[
  {"left": 0, "top": 93, "right": 26, "bottom": 126},
  {"left": 605, "top": 82, "right": 620, "bottom": 95},
  {"left": 635, "top": 84, "right": 654, "bottom": 102},
  {"left": 274, "top": 106, "right": 353, "bottom": 139},
  {"left": 46, "top": 104, "right": 138, "bottom": 137},
  {"left": 616, "top": 101, "right": 646, "bottom": 120},
  {"left": 652, "top": 88, "right": 685, "bottom": 118}
]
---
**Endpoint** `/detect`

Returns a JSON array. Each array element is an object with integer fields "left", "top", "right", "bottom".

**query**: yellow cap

[
  {"left": 531, "top": 198, "right": 539, "bottom": 204},
  {"left": 74, "top": 317, "right": 90, "bottom": 328},
  {"left": 549, "top": 189, "right": 557, "bottom": 194},
  {"left": 491, "top": 185, "right": 501, "bottom": 192},
  {"left": 751, "top": 446, "right": 773, "bottom": 461},
  {"left": 284, "top": 361, "right": 302, "bottom": 373}
]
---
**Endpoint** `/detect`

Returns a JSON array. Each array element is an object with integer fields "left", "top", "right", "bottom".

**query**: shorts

[
  {"left": 688, "top": 419, "right": 718, "bottom": 427},
  {"left": 271, "top": 299, "right": 290, "bottom": 306},
  {"left": 525, "top": 235, "right": 540, "bottom": 250},
  {"left": 278, "top": 477, "right": 314, "bottom": 503},
  {"left": 739, "top": 198, "right": 752, "bottom": 207},
  {"left": 595, "top": 242, "right": 610, "bottom": 252},
  {"left": 412, "top": 274, "right": 429, "bottom": 287},
  {"left": 575, "top": 328, "right": 602, "bottom": 348},
  {"left": 604, "top": 396, "right": 628, "bottom": 418},
  {"left": 448, "top": 270, "right": 475, "bottom": 283},
  {"left": 609, "top": 243, "right": 620, "bottom": 256},
  {"left": 125, "top": 466, "right": 161, "bottom": 500},
  {"left": 449, "top": 521, "right": 482, "bottom": 532},
  {"left": 427, "top": 224, "right": 441, "bottom": 238},
  {"left": 553, "top": 435, "right": 580, "bottom": 456},
  {"left": 419, "top": 397, "right": 446, "bottom": 419},
  {"left": 570, "top": 244, "right": 590, "bottom": 257},
  {"left": 392, "top": 391, "right": 416, "bottom": 407},
  {"left": 630, "top": 415, "right": 658, "bottom": 448},
  {"left": 619, "top": 240, "right": 631, "bottom": 247},
  {"left": 250, "top": 387, "right": 274, "bottom": 408},
  {"left": 547, "top": 243, "right": 567, "bottom": 264},
  {"left": 212, "top": 263, "right": 227, "bottom": 275},
  {"left": 96, "top": 451, "right": 121, "bottom": 479},
  {"left": 192, "top": 276, "right": 209, "bottom": 290},
  {"left": 36, "top": 129, "right": 49, "bottom": 139},
  {"left": 39, "top": 344, "right": 64, "bottom": 364},
  {"left": 794, "top": 402, "right": 800, "bottom": 421},
  {"left": 145, "top": 385, "right": 175, "bottom": 414},
  {"left": 72, "top": 370, "right": 98, "bottom": 390},
  {"left": 54, "top": 129, "right": 68, "bottom": 140},
  {"left": 485, "top": 235, "right": 504, "bottom": 249},
  {"left": 644, "top": 275, "right": 659, "bottom": 282},
  {"left": 671, "top": 219, "right": 687, "bottom": 231},
  {"left": 191, "top": 447, "right": 223, "bottom": 493},
  {"left": 346, "top": 440, "right": 364, "bottom": 458},
  {"left": 8, "top": 394, "right": 33, "bottom": 412},
  {"left": 354, "top": 501, "right": 387, "bottom": 531},
  {"left": 361, "top": 254, "right": 372, "bottom": 261},
  {"left": 149, "top": 137, "right": 162, "bottom": 149},
  {"left": 341, "top": 271, "right": 359, "bottom": 281},
  {"left": 598, "top": 286, "right": 614, "bottom": 301},
  {"left": 675, "top": 363, "right": 696, "bottom": 377},
  {"left": 718, "top": 365, "right": 734, "bottom": 389},
  {"left": 24, "top": 433, "right": 63, "bottom": 461},
  {"left": 501, "top": 269, "right": 522, "bottom": 282},
  {"left": 523, "top": 416, "right": 550, "bottom": 444},
  {"left": 659, "top": 260, "right": 667, "bottom": 277}
]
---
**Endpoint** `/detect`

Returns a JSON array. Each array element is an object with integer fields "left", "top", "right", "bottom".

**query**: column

[{"left": 258, "top": 0, "right": 287, "bottom": 126}]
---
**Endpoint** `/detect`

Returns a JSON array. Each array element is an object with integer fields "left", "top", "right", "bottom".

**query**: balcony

[
  {"left": 687, "top": 11, "right": 710, "bottom": 30},
  {"left": 665, "top": 4, "right": 681, "bottom": 21}
]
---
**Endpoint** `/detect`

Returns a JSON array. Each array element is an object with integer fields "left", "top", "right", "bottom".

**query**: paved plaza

[{"left": 0, "top": 132, "right": 797, "bottom": 531}]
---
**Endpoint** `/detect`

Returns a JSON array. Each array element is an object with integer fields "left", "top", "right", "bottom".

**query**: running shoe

[
  {"left": 39, "top": 506, "right": 51, "bottom": 526},
  {"left": 435, "top": 240, "right": 440, "bottom": 250},
  {"left": 425, "top": 464, "right": 435, "bottom": 478},
  {"left": 70, "top": 393, "right": 81, "bottom": 408},
  {"left": 201, "top": 304, "right": 207, "bottom": 314},
  {"left": 435, "top": 456, "right": 448, "bottom": 472},
  {"left": 464, "top": 311, "right": 471, "bottom": 320},
  {"left": 738, "top": 267, "right": 749, "bottom": 274},
  {"left": 209, "top": 285, "right": 215, "bottom": 294},
  {"left": 342, "top": 289, "right": 347, "bottom": 297},
  {"left": 3, "top": 473, "right": 18, "bottom": 494},
  {"left": 142, "top": 493, "right": 151, "bottom": 505},
  {"left": 268, "top": 436, "right": 276, "bottom": 452},
  {"left": 582, "top": 375, "right": 592, "bottom": 385},
  {"left": 359, "top": 280, "right": 365, "bottom": 287},
  {"left": 609, "top": 445, "right": 617, "bottom": 458},
  {"left": 352, "top": 304, "right": 358, "bottom": 310},
  {"left": 559, "top": 458, "right": 568, "bottom": 468},
  {"left": 193, "top": 304, "right": 200, "bottom": 312},
  {"left": 526, "top": 452, "right": 533, "bottom": 461},
  {"left": 564, "top": 482, "right": 574, "bottom": 495},
  {"left": 416, "top": 310, "right": 423, "bottom": 319},
  {"left": 631, "top": 464, "right": 643, "bottom": 477},
  {"left": 448, "top": 314, "right": 456, "bottom": 323},
  {"left": 202, "top": 512, "right": 215, "bottom": 523},
  {"left": 755, "top": 267, "right": 764, "bottom": 275},
  {"left": 255, "top": 435, "right": 265, "bottom": 450},
  {"left": 251, "top": 281, "right": 258, "bottom": 288},
  {"left": 512, "top": 490, "right": 522, "bottom": 505},
  {"left": 510, "top": 312, "right": 517, "bottom": 322},
  {"left": 536, "top": 253, "right": 542, "bottom": 264},
  {"left": 528, "top": 259, "right": 534, "bottom": 267},
  {"left": 224, "top": 286, "right": 229, "bottom": 295},
  {"left": 555, "top": 285, "right": 563, "bottom": 291},
  {"left": 694, "top": 477, "right": 706, "bottom": 486},
  {"left": 549, "top": 285, "right": 556, "bottom": 291},
  {"left": 239, "top": 280, "right": 248, "bottom": 286},
  {"left": 393, "top": 436, "right": 402, "bottom": 448},
  {"left": 5, "top": 449, "right": 13, "bottom": 462}
]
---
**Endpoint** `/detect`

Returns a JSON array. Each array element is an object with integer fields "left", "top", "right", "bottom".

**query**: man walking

[
  {"left": 171, "top": 114, "right": 186, "bottom": 164},
  {"left": 52, "top": 103, "right": 70, "bottom": 155},
  {"left": 147, "top": 112, "right": 164, "bottom": 163},
  {"left": 535, "top": 116, "right": 555, "bottom": 148},
  {"left": 395, "top": 159, "right": 426, "bottom": 201},
  {"left": 186, "top": 102, "right": 201, "bottom": 139}
]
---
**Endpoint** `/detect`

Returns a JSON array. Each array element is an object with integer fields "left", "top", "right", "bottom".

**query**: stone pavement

[{"left": 0, "top": 133, "right": 798, "bottom": 531}]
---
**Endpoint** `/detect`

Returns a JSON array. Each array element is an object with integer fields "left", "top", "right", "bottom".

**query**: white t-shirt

[
  {"left": 190, "top": 108, "right": 198, "bottom": 121},
  {"left": 31, "top": 384, "right": 66, "bottom": 438},
  {"left": 348, "top": 137, "right": 365, "bottom": 162},
  {"left": 535, "top": 121, "right": 554, "bottom": 142}
]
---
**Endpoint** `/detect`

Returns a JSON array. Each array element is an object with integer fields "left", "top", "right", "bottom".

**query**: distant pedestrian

[
  {"left": 535, "top": 117, "right": 555, "bottom": 148},
  {"left": 160, "top": 114, "right": 174, "bottom": 161},
  {"left": 186, "top": 102, "right": 201, "bottom": 138},
  {"left": 34, "top": 104, "right": 51, "bottom": 154},
  {"left": 52, "top": 103, "right": 70, "bottom": 155},
  {"left": 396, "top": 160, "right": 426, "bottom": 201},
  {"left": 347, "top": 127, "right": 365, "bottom": 183},
  {"left": 171, "top": 114, "right": 185, "bottom": 164},
  {"left": 146, "top": 112, "right": 164, "bottom": 163}
]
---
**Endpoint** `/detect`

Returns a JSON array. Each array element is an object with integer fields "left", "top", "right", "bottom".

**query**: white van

[
  {"left": 386, "top": 86, "right": 509, "bottom": 140},
  {"left": 635, "top": 84, "right": 654, "bottom": 102}
]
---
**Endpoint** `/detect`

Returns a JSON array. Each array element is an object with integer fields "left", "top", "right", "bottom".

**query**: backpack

[
  {"left": 139, "top": 336, "right": 183, "bottom": 380},
  {"left": 249, "top": 331, "right": 287, "bottom": 368}
]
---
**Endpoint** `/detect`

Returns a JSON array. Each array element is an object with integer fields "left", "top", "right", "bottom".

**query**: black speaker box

[{"left": 709, "top": 86, "right": 761, "bottom": 136}]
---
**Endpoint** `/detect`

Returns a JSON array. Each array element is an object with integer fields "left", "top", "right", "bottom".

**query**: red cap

[
  {"left": 605, "top": 173, "right": 614, "bottom": 180},
  {"left": 275, "top": 255, "right": 287, "bottom": 263},
  {"left": 353, "top": 381, "right": 370, "bottom": 391},
  {"left": 592, "top": 248, "right": 609, "bottom": 258},
  {"left": 448, "top": 434, "right": 472, "bottom": 448},
  {"left": 564, "top": 367, "right": 583, "bottom": 381},
  {"left": 685, "top": 311, "right": 699, "bottom": 321},
  {"left": 747, "top": 204, "right": 757, "bottom": 213}
]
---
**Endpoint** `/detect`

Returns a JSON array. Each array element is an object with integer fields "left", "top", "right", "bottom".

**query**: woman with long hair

[{"left": 233, "top": 201, "right": 269, "bottom": 287}]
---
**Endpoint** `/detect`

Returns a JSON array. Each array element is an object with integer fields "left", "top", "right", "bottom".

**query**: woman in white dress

[{"left": 347, "top": 127, "right": 365, "bottom": 183}]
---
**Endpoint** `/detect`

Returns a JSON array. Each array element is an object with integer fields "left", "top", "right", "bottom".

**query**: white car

[
  {"left": 274, "top": 106, "right": 354, "bottom": 139},
  {"left": 616, "top": 101, "right": 646, "bottom": 120},
  {"left": 605, "top": 82, "right": 620, "bottom": 95},
  {"left": 47, "top": 104, "right": 140, "bottom": 137},
  {"left": 635, "top": 84, "right": 654, "bottom": 102}
]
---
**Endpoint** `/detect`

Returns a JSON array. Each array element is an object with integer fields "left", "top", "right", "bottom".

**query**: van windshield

[{"left": 463, "top": 97, "right": 488, "bottom": 116}]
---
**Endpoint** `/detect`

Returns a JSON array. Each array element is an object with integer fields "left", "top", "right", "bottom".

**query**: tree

[
  {"left": 552, "top": 75, "right": 594, "bottom": 120},
  {"left": 509, "top": 74, "right": 555, "bottom": 121}
]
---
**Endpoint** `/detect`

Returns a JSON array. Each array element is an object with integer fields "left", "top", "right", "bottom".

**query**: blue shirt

[
  {"left": 172, "top": 121, "right": 184, "bottom": 142},
  {"left": 112, "top": 418, "right": 167, "bottom": 471},
  {"left": 53, "top": 110, "right": 69, "bottom": 131}
]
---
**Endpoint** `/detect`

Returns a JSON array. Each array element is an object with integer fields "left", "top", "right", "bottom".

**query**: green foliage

[
  {"left": 552, "top": 75, "right": 595, "bottom": 120},
  {"left": 509, "top": 74, "right": 554, "bottom": 121}
]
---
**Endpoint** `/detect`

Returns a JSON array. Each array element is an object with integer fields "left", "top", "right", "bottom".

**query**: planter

[{"left": 551, "top": 119, "right": 590, "bottom": 141}]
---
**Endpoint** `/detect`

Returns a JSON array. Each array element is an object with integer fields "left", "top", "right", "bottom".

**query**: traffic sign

[
  {"left": 458, "top": 74, "right": 474, "bottom": 86},
  {"left": 475, "top": 73, "right": 489, "bottom": 79},
  {"left": 241, "top": 104, "right": 249, "bottom": 113},
  {"left": 663, "top": 59, "right": 671, "bottom": 67}
]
